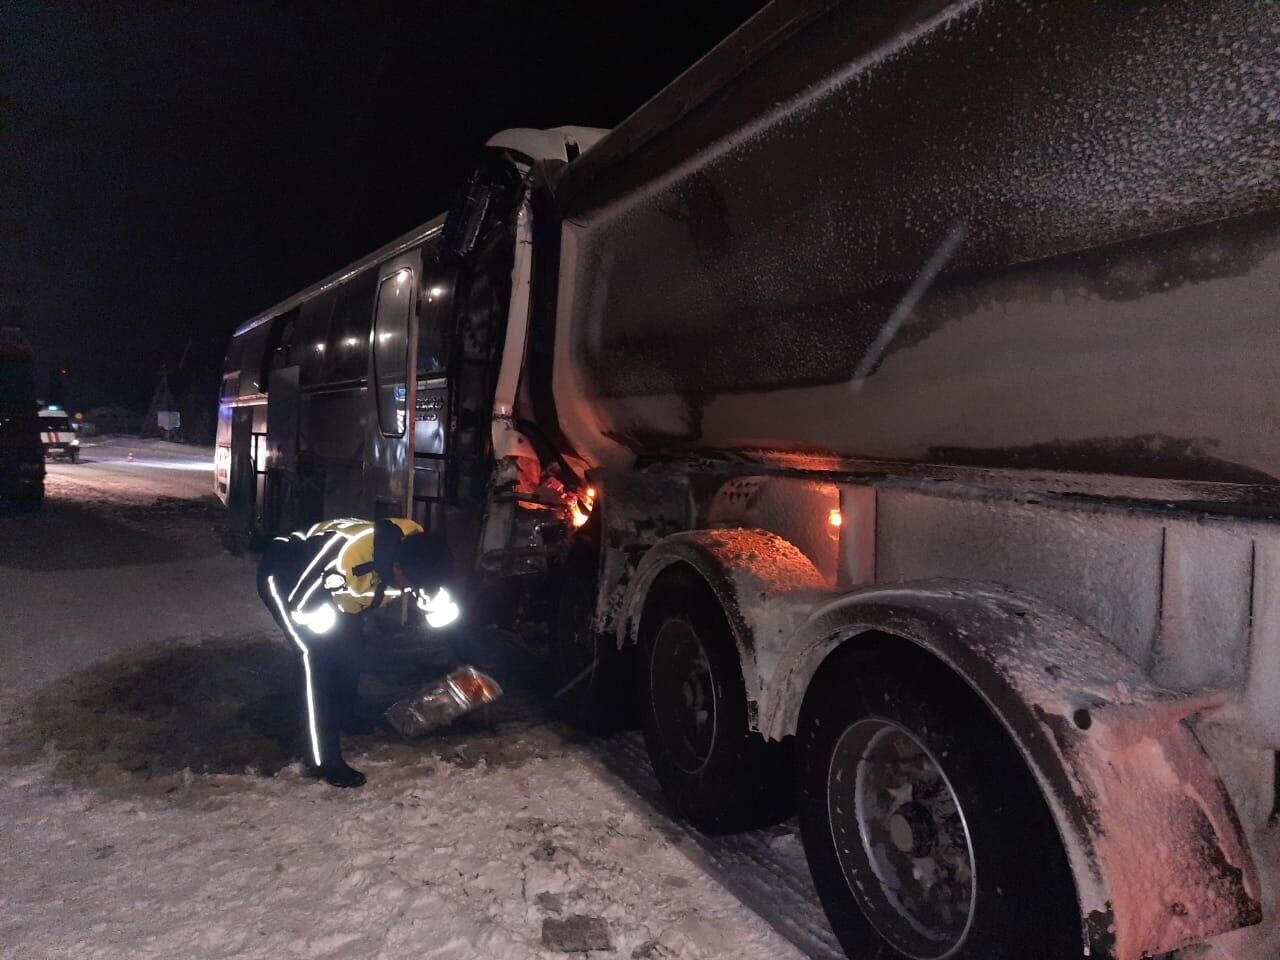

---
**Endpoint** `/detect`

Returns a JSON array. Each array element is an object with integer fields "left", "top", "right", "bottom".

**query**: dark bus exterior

[
  {"left": 216, "top": 217, "right": 447, "bottom": 546},
  {"left": 215, "top": 128, "right": 602, "bottom": 565}
]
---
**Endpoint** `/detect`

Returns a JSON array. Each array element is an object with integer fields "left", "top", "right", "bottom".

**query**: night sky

[{"left": 2, "top": 2, "right": 762, "bottom": 414}]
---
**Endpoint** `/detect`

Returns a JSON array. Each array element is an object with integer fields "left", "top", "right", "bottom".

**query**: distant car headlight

[{"left": 416, "top": 586, "right": 461, "bottom": 629}]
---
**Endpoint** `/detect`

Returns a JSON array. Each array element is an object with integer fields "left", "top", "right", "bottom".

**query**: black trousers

[{"left": 257, "top": 539, "right": 362, "bottom": 769}]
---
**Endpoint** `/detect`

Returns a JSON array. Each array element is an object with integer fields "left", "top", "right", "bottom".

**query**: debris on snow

[{"left": 540, "top": 914, "right": 613, "bottom": 953}]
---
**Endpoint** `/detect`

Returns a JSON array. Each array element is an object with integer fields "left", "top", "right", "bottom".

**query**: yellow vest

[{"left": 304, "top": 517, "right": 424, "bottom": 614}]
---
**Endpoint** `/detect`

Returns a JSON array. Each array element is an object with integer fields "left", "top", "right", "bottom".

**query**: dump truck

[{"left": 220, "top": 3, "right": 1280, "bottom": 957}]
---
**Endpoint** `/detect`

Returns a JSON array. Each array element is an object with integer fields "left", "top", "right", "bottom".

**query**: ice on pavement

[{"left": 0, "top": 441, "right": 808, "bottom": 960}]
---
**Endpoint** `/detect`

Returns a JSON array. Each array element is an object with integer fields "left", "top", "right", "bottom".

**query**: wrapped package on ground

[{"left": 384, "top": 666, "right": 503, "bottom": 738}]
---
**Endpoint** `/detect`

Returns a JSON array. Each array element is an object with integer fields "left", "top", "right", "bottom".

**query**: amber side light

[
  {"left": 452, "top": 671, "right": 501, "bottom": 705},
  {"left": 828, "top": 508, "right": 843, "bottom": 528}
]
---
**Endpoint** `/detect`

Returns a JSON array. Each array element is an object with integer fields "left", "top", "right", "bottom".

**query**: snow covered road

[{"left": 0, "top": 440, "right": 822, "bottom": 960}]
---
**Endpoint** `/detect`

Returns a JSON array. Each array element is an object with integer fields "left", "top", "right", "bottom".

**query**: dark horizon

[{"left": 2, "top": 2, "right": 762, "bottom": 414}]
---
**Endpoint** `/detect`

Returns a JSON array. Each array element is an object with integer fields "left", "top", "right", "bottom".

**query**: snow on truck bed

[{"left": 0, "top": 447, "right": 812, "bottom": 960}]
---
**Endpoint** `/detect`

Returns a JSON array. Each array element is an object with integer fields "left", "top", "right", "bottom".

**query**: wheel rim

[
  {"left": 650, "top": 618, "right": 716, "bottom": 774},
  {"left": 827, "top": 718, "right": 976, "bottom": 959}
]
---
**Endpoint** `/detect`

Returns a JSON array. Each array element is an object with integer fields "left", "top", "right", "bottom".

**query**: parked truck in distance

[
  {"left": 219, "top": 3, "right": 1280, "bottom": 957},
  {"left": 0, "top": 321, "right": 44, "bottom": 511}
]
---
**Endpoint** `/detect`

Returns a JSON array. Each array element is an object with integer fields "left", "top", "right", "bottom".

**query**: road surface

[{"left": 0, "top": 438, "right": 835, "bottom": 960}]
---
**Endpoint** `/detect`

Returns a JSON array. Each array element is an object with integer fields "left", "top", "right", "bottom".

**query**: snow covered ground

[{"left": 0, "top": 439, "right": 818, "bottom": 960}]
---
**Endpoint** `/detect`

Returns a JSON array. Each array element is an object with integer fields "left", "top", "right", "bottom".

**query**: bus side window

[
  {"left": 325, "top": 271, "right": 376, "bottom": 384},
  {"left": 265, "top": 311, "right": 298, "bottom": 374},
  {"left": 235, "top": 320, "right": 272, "bottom": 397},
  {"left": 298, "top": 294, "right": 335, "bottom": 388},
  {"left": 221, "top": 332, "right": 245, "bottom": 401},
  {"left": 418, "top": 264, "right": 455, "bottom": 375},
  {"left": 373, "top": 269, "right": 413, "bottom": 436}
]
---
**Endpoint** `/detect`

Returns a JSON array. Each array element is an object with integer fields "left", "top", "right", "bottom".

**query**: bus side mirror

[
  {"left": 437, "top": 151, "right": 524, "bottom": 265},
  {"left": 437, "top": 172, "right": 492, "bottom": 265}
]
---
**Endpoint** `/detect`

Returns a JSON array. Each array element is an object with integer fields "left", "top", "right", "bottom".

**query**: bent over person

[{"left": 256, "top": 517, "right": 455, "bottom": 787}]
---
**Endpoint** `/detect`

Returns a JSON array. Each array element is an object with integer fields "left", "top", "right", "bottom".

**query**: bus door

[
  {"left": 265, "top": 365, "right": 300, "bottom": 534},
  {"left": 411, "top": 260, "right": 456, "bottom": 534},
  {"left": 262, "top": 307, "right": 300, "bottom": 536},
  {"left": 368, "top": 250, "right": 421, "bottom": 520}
]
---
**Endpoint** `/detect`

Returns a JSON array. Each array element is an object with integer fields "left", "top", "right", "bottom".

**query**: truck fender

[
  {"left": 618, "top": 528, "right": 828, "bottom": 726},
  {"left": 764, "top": 580, "right": 1262, "bottom": 960}
]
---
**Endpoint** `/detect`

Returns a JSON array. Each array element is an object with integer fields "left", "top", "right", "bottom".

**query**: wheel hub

[
  {"left": 650, "top": 618, "right": 716, "bottom": 774},
  {"left": 888, "top": 801, "right": 937, "bottom": 858},
  {"left": 827, "top": 718, "right": 976, "bottom": 959}
]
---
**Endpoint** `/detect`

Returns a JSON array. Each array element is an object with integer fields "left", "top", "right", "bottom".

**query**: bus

[{"left": 215, "top": 127, "right": 603, "bottom": 569}]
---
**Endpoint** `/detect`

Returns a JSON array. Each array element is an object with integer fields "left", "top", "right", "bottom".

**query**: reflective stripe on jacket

[{"left": 281, "top": 517, "right": 424, "bottom": 616}]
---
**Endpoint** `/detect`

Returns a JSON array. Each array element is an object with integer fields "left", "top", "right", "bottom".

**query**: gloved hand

[
  {"left": 291, "top": 602, "right": 338, "bottom": 636},
  {"left": 415, "top": 585, "right": 460, "bottom": 629}
]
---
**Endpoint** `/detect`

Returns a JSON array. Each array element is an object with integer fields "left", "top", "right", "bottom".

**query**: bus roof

[
  {"left": 231, "top": 125, "right": 608, "bottom": 340},
  {"left": 232, "top": 213, "right": 447, "bottom": 338}
]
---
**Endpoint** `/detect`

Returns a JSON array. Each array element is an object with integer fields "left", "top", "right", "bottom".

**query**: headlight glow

[{"left": 417, "top": 586, "right": 460, "bottom": 629}]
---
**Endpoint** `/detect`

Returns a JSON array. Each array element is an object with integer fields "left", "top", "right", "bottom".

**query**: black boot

[
  {"left": 300, "top": 623, "right": 367, "bottom": 788},
  {"left": 306, "top": 758, "right": 366, "bottom": 789}
]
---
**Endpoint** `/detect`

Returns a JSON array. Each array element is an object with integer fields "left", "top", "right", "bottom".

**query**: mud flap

[{"left": 770, "top": 582, "right": 1263, "bottom": 960}]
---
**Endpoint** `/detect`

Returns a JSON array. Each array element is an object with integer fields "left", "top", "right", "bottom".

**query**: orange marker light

[
  {"left": 570, "top": 485, "right": 596, "bottom": 529},
  {"left": 828, "top": 508, "right": 843, "bottom": 528}
]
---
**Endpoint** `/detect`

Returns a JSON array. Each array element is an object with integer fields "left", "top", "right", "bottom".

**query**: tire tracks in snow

[{"left": 596, "top": 731, "right": 844, "bottom": 960}]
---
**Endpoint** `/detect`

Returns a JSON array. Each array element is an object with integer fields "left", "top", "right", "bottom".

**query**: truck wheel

[
  {"left": 69, "top": 447, "right": 79, "bottom": 464},
  {"left": 639, "top": 565, "right": 792, "bottom": 833},
  {"left": 797, "top": 642, "right": 1082, "bottom": 960},
  {"left": 551, "top": 550, "right": 632, "bottom": 733}
]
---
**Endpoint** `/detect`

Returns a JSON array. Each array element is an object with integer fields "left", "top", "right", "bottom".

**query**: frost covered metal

[
  {"left": 553, "top": 2, "right": 1280, "bottom": 499},
  {"left": 543, "top": 9, "right": 1280, "bottom": 946},
  {"left": 773, "top": 583, "right": 1261, "bottom": 960}
]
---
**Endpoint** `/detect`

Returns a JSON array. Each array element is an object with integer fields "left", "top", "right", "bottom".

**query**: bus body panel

[{"left": 217, "top": 239, "right": 434, "bottom": 537}]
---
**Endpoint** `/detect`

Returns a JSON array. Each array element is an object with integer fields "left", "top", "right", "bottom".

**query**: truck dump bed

[{"left": 552, "top": 0, "right": 1280, "bottom": 509}]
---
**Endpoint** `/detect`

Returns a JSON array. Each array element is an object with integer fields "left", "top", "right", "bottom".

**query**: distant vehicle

[
  {"left": 0, "top": 324, "right": 43, "bottom": 509},
  {"left": 37, "top": 404, "right": 79, "bottom": 463}
]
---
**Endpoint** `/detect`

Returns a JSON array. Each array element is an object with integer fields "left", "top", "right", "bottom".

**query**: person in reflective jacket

[{"left": 256, "top": 517, "right": 456, "bottom": 787}]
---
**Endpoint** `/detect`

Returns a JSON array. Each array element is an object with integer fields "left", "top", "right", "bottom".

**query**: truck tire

[
  {"left": 639, "top": 565, "right": 792, "bottom": 833},
  {"left": 68, "top": 447, "right": 79, "bottom": 464},
  {"left": 797, "top": 642, "right": 1082, "bottom": 960},
  {"left": 551, "top": 550, "right": 632, "bottom": 734}
]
